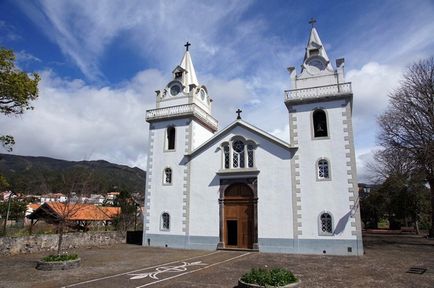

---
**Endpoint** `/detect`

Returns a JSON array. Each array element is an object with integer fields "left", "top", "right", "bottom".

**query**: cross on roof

[
  {"left": 236, "top": 109, "right": 242, "bottom": 120},
  {"left": 184, "top": 42, "right": 191, "bottom": 51},
  {"left": 309, "top": 18, "right": 317, "bottom": 28}
]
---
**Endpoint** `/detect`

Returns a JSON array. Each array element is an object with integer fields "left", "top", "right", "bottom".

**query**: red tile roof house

[{"left": 27, "top": 202, "right": 120, "bottom": 232}]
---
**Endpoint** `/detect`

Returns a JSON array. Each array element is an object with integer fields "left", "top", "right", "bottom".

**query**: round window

[
  {"left": 232, "top": 140, "right": 244, "bottom": 153},
  {"left": 200, "top": 89, "right": 206, "bottom": 101},
  {"left": 170, "top": 85, "right": 181, "bottom": 96}
]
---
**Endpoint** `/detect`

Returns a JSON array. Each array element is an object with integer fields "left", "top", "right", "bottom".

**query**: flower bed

[
  {"left": 239, "top": 268, "right": 299, "bottom": 288},
  {"left": 36, "top": 253, "right": 80, "bottom": 271}
]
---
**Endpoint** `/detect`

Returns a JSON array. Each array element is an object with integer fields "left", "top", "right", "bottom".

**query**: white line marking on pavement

[
  {"left": 135, "top": 252, "right": 251, "bottom": 288},
  {"left": 129, "top": 261, "right": 207, "bottom": 280},
  {"left": 62, "top": 251, "right": 220, "bottom": 288}
]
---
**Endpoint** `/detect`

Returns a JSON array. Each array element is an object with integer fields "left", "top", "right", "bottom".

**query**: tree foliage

[
  {"left": 0, "top": 47, "right": 40, "bottom": 151},
  {"left": 361, "top": 174, "right": 431, "bottom": 230},
  {"left": 377, "top": 57, "right": 434, "bottom": 236},
  {"left": 0, "top": 199, "right": 26, "bottom": 221},
  {"left": 112, "top": 190, "right": 138, "bottom": 232}
]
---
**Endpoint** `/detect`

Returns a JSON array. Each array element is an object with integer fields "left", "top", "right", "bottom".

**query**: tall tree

[
  {"left": 0, "top": 48, "right": 40, "bottom": 151},
  {"left": 112, "top": 190, "right": 138, "bottom": 233},
  {"left": 377, "top": 57, "right": 434, "bottom": 236}
]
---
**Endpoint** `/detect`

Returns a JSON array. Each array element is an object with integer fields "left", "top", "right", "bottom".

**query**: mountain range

[{"left": 0, "top": 154, "right": 146, "bottom": 196}]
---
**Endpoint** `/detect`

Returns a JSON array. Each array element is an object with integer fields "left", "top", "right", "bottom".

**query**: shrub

[
  {"left": 241, "top": 267, "right": 297, "bottom": 287},
  {"left": 42, "top": 253, "right": 79, "bottom": 262}
]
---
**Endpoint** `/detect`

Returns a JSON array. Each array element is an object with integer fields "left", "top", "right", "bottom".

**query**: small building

[
  {"left": 87, "top": 194, "right": 106, "bottom": 205},
  {"left": 27, "top": 202, "right": 120, "bottom": 231},
  {"left": 40, "top": 193, "right": 67, "bottom": 203},
  {"left": 105, "top": 192, "right": 120, "bottom": 205},
  {"left": 24, "top": 203, "right": 41, "bottom": 225}
]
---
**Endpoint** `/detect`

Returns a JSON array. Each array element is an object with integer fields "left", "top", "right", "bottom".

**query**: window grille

[
  {"left": 222, "top": 139, "right": 255, "bottom": 169},
  {"left": 233, "top": 140, "right": 244, "bottom": 168},
  {"left": 164, "top": 168, "right": 172, "bottom": 184},
  {"left": 224, "top": 146, "right": 230, "bottom": 169},
  {"left": 318, "top": 159, "right": 329, "bottom": 179},
  {"left": 247, "top": 144, "right": 254, "bottom": 167},
  {"left": 161, "top": 213, "right": 170, "bottom": 230},
  {"left": 321, "top": 213, "right": 332, "bottom": 234}
]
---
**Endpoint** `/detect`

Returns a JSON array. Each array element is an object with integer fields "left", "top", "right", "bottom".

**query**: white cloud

[
  {"left": 14, "top": 0, "right": 258, "bottom": 81},
  {"left": 1, "top": 69, "right": 166, "bottom": 170},
  {"left": 270, "top": 124, "right": 290, "bottom": 143},
  {"left": 355, "top": 147, "right": 382, "bottom": 184},
  {"left": 346, "top": 62, "right": 403, "bottom": 183},
  {"left": 348, "top": 62, "right": 402, "bottom": 121},
  {"left": 0, "top": 20, "right": 21, "bottom": 42},
  {"left": 16, "top": 50, "right": 41, "bottom": 64}
]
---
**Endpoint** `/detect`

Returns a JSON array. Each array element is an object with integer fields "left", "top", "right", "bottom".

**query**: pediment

[{"left": 188, "top": 120, "right": 296, "bottom": 158}]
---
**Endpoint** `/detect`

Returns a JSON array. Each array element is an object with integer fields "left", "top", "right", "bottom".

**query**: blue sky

[{"left": 1, "top": 0, "right": 433, "bottom": 182}]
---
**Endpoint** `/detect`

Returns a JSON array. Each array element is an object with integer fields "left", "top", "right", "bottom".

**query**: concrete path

[
  {"left": 0, "top": 234, "right": 433, "bottom": 287},
  {"left": 64, "top": 251, "right": 250, "bottom": 288}
]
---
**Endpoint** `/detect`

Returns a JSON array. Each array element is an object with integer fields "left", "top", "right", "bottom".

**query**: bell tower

[
  {"left": 285, "top": 21, "right": 364, "bottom": 255},
  {"left": 143, "top": 43, "right": 218, "bottom": 248}
]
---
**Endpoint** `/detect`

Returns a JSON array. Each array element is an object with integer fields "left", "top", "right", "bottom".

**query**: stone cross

[
  {"left": 236, "top": 109, "right": 242, "bottom": 120},
  {"left": 309, "top": 18, "right": 317, "bottom": 28},
  {"left": 184, "top": 42, "right": 191, "bottom": 51}
]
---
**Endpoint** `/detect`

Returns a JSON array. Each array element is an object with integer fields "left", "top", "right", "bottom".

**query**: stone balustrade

[
  {"left": 285, "top": 83, "right": 352, "bottom": 101},
  {"left": 146, "top": 104, "right": 218, "bottom": 131}
]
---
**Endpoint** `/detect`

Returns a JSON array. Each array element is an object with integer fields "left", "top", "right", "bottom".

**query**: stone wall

[{"left": 0, "top": 231, "right": 125, "bottom": 255}]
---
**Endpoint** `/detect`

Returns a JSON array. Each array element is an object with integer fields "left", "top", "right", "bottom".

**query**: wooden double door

[{"left": 223, "top": 184, "right": 254, "bottom": 249}]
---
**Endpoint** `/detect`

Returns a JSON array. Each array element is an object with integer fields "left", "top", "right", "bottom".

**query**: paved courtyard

[{"left": 0, "top": 233, "right": 433, "bottom": 288}]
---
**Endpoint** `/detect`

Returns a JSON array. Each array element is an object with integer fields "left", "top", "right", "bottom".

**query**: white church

[{"left": 143, "top": 24, "right": 364, "bottom": 256}]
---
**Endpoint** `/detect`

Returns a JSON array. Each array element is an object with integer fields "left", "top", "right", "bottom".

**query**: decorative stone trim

[
  {"left": 342, "top": 100, "right": 363, "bottom": 254},
  {"left": 144, "top": 128, "right": 155, "bottom": 233},
  {"left": 288, "top": 109, "right": 302, "bottom": 238},
  {"left": 182, "top": 122, "right": 192, "bottom": 233},
  {"left": 36, "top": 258, "right": 81, "bottom": 271}
]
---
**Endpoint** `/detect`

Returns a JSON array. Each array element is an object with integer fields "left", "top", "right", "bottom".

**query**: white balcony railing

[
  {"left": 285, "top": 82, "right": 352, "bottom": 101},
  {"left": 146, "top": 104, "right": 218, "bottom": 131}
]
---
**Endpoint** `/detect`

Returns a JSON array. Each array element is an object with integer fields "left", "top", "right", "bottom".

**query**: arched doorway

[{"left": 223, "top": 184, "right": 254, "bottom": 249}]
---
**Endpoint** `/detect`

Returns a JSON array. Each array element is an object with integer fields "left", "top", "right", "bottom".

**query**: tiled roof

[
  {"left": 32, "top": 202, "right": 121, "bottom": 221},
  {"left": 28, "top": 203, "right": 41, "bottom": 210}
]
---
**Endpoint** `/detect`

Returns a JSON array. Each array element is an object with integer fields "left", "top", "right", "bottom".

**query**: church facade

[{"left": 143, "top": 26, "right": 364, "bottom": 256}]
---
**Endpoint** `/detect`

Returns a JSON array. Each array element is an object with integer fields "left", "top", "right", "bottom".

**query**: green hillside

[{"left": 0, "top": 154, "right": 146, "bottom": 196}]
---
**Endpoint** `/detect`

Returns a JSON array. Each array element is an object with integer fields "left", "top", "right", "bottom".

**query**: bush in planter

[
  {"left": 241, "top": 268, "right": 297, "bottom": 287},
  {"left": 37, "top": 253, "right": 80, "bottom": 271},
  {"left": 42, "top": 253, "right": 79, "bottom": 262}
]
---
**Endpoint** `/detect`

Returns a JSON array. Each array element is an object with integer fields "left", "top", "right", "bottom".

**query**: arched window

[
  {"left": 167, "top": 127, "right": 175, "bottom": 150},
  {"left": 222, "top": 139, "right": 256, "bottom": 170},
  {"left": 317, "top": 159, "right": 329, "bottom": 180},
  {"left": 320, "top": 212, "right": 333, "bottom": 235},
  {"left": 247, "top": 144, "right": 254, "bottom": 168},
  {"left": 161, "top": 212, "right": 170, "bottom": 231},
  {"left": 313, "top": 109, "right": 328, "bottom": 137},
  {"left": 163, "top": 168, "right": 172, "bottom": 184},
  {"left": 224, "top": 146, "right": 230, "bottom": 169},
  {"left": 232, "top": 140, "right": 245, "bottom": 168}
]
